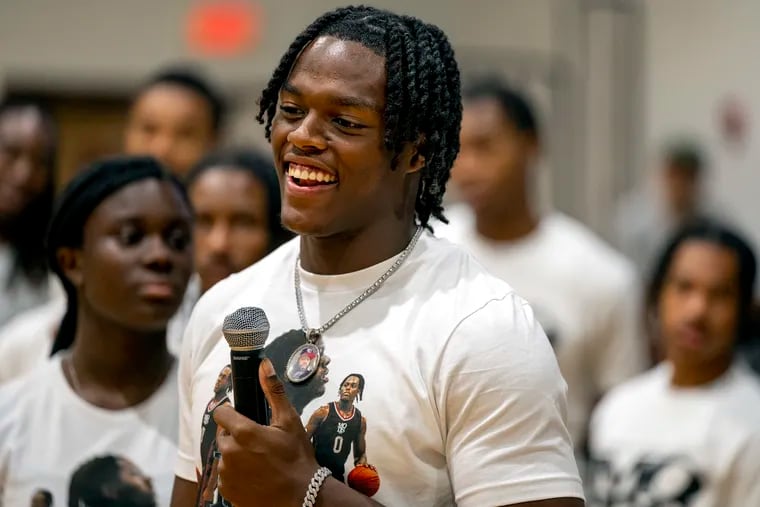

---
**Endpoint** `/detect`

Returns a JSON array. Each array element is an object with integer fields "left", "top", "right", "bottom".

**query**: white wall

[
  {"left": 0, "top": 0, "right": 553, "bottom": 92},
  {"left": 644, "top": 0, "right": 760, "bottom": 249}
]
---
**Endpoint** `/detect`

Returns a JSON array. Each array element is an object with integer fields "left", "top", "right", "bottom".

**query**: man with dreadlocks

[{"left": 172, "top": 6, "right": 584, "bottom": 507}]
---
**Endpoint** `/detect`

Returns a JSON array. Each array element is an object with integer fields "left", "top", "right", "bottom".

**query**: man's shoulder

[
  {"left": 544, "top": 213, "right": 638, "bottom": 287},
  {"left": 416, "top": 232, "right": 515, "bottom": 295},
  {"left": 722, "top": 366, "right": 760, "bottom": 425},
  {"left": 194, "top": 238, "right": 298, "bottom": 315},
  {"left": 594, "top": 366, "right": 665, "bottom": 418}
]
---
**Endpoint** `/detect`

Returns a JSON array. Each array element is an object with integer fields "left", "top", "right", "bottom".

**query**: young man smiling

[{"left": 172, "top": 6, "right": 584, "bottom": 507}]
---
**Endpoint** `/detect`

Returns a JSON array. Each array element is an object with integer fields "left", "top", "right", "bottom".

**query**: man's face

[
  {"left": 270, "top": 36, "right": 421, "bottom": 237},
  {"left": 124, "top": 83, "right": 216, "bottom": 177},
  {"left": 339, "top": 375, "right": 361, "bottom": 403},
  {"left": 659, "top": 239, "right": 740, "bottom": 371},
  {"left": 190, "top": 168, "right": 271, "bottom": 293},
  {"left": 0, "top": 108, "right": 52, "bottom": 222},
  {"left": 214, "top": 366, "right": 232, "bottom": 393},
  {"left": 452, "top": 98, "right": 536, "bottom": 216},
  {"left": 662, "top": 162, "right": 700, "bottom": 217}
]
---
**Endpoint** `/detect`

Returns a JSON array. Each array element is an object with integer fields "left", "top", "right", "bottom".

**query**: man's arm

[
  {"left": 354, "top": 416, "right": 368, "bottom": 465},
  {"left": 170, "top": 476, "right": 197, "bottom": 507},
  {"left": 439, "top": 296, "right": 585, "bottom": 506},
  {"left": 305, "top": 405, "right": 328, "bottom": 439}
]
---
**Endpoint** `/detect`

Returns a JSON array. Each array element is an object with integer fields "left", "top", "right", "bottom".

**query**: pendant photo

[{"left": 286, "top": 343, "right": 321, "bottom": 384}]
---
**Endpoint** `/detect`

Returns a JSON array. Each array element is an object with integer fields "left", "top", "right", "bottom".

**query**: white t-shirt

[
  {"left": 437, "top": 206, "right": 647, "bottom": 446},
  {"left": 0, "top": 276, "right": 200, "bottom": 386},
  {"left": 0, "top": 356, "right": 179, "bottom": 507},
  {"left": 0, "top": 245, "right": 56, "bottom": 328},
  {"left": 177, "top": 233, "right": 584, "bottom": 506},
  {"left": 588, "top": 362, "right": 760, "bottom": 507}
]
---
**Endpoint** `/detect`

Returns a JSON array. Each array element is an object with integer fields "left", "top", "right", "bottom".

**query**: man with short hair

[{"left": 124, "top": 67, "right": 225, "bottom": 177}]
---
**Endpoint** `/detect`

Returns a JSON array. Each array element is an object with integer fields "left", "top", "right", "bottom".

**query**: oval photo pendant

[{"left": 286, "top": 342, "right": 321, "bottom": 384}]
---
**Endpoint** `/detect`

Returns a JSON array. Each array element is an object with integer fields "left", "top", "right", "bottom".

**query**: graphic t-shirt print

[
  {"left": 196, "top": 330, "right": 381, "bottom": 506},
  {"left": 305, "top": 373, "right": 380, "bottom": 497}
]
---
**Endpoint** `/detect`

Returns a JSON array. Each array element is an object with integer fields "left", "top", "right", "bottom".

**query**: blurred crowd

[{"left": 0, "top": 29, "right": 758, "bottom": 507}]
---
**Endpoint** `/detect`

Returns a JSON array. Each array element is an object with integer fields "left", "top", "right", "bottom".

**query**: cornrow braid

[{"left": 256, "top": 5, "right": 462, "bottom": 230}]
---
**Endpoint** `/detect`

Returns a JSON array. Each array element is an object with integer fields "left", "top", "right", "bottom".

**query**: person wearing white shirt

[
  {"left": 0, "top": 156, "right": 194, "bottom": 507},
  {"left": 0, "top": 101, "right": 57, "bottom": 327},
  {"left": 588, "top": 221, "right": 760, "bottom": 507},
  {"left": 439, "top": 77, "right": 647, "bottom": 458},
  {"left": 170, "top": 6, "right": 584, "bottom": 507}
]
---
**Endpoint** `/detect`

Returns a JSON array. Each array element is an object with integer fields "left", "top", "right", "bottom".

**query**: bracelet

[{"left": 302, "top": 466, "right": 332, "bottom": 507}]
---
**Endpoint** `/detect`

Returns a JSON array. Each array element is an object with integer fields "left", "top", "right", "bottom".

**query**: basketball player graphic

[
  {"left": 305, "top": 373, "right": 380, "bottom": 497},
  {"left": 197, "top": 365, "right": 233, "bottom": 507}
]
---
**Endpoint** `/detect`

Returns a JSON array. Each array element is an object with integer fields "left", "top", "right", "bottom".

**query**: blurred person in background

[
  {"left": 124, "top": 66, "right": 225, "bottom": 178},
  {"left": 0, "top": 148, "right": 291, "bottom": 385},
  {"left": 587, "top": 221, "right": 760, "bottom": 506},
  {"left": 0, "top": 65, "right": 223, "bottom": 382},
  {"left": 614, "top": 141, "right": 714, "bottom": 278},
  {"left": 0, "top": 156, "right": 193, "bottom": 506},
  {"left": 186, "top": 147, "right": 293, "bottom": 295},
  {"left": 439, "top": 76, "right": 646, "bottom": 465},
  {"left": 0, "top": 100, "right": 58, "bottom": 326}
]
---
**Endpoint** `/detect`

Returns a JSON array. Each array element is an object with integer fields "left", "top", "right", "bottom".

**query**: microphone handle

[{"left": 230, "top": 348, "right": 270, "bottom": 425}]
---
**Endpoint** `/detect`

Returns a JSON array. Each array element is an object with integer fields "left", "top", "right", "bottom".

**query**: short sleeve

[
  {"left": 436, "top": 295, "right": 584, "bottom": 506},
  {"left": 175, "top": 306, "right": 201, "bottom": 482}
]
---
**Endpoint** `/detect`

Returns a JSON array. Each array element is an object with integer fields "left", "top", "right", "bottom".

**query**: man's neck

[
  {"left": 68, "top": 309, "right": 172, "bottom": 409},
  {"left": 337, "top": 400, "right": 354, "bottom": 413},
  {"left": 474, "top": 201, "right": 540, "bottom": 243},
  {"left": 670, "top": 355, "right": 733, "bottom": 388},
  {"left": 299, "top": 220, "right": 418, "bottom": 275}
]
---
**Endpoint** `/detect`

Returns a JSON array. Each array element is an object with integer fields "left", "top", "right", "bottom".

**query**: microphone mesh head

[{"left": 222, "top": 307, "right": 270, "bottom": 350}]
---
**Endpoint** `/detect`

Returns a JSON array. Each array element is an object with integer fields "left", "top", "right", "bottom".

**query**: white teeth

[{"left": 287, "top": 163, "right": 336, "bottom": 183}]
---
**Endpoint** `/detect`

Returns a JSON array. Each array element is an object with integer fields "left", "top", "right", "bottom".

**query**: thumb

[{"left": 259, "top": 358, "right": 299, "bottom": 428}]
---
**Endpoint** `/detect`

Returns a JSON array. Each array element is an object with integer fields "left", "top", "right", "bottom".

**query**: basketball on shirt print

[{"left": 305, "top": 373, "right": 380, "bottom": 496}]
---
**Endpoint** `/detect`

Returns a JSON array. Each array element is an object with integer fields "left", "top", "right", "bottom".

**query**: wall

[{"left": 644, "top": 0, "right": 760, "bottom": 248}]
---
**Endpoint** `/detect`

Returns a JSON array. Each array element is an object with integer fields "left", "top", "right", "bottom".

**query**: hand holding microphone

[{"left": 215, "top": 307, "right": 323, "bottom": 505}]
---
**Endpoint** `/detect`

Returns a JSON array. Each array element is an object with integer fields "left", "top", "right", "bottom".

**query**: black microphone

[{"left": 222, "top": 307, "right": 271, "bottom": 424}]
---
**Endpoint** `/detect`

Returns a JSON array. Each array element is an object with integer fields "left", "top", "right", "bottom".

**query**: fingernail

[{"left": 263, "top": 359, "right": 276, "bottom": 378}]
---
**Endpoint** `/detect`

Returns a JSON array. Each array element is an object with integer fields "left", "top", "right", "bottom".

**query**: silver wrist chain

[{"left": 302, "top": 466, "right": 332, "bottom": 507}]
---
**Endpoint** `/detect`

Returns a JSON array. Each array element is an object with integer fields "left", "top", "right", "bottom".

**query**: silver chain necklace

[{"left": 285, "top": 227, "right": 423, "bottom": 384}]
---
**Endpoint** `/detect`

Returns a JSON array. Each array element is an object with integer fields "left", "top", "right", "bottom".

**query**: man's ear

[
  {"left": 56, "top": 247, "right": 83, "bottom": 289},
  {"left": 402, "top": 134, "right": 427, "bottom": 175}
]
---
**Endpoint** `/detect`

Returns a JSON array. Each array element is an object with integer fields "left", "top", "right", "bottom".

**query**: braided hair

[
  {"left": 256, "top": 5, "right": 462, "bottom": 229},
  {"left": 47, "top": 156, "right": 190, "bottom": 355}
]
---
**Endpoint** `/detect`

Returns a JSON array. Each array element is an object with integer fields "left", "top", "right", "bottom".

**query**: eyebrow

[{"left": 282, "top": 82, "right": 382, "bottom": 112}]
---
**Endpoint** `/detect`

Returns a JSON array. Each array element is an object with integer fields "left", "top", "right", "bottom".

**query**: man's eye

[{"left": 334, "top": 118, "right": 365, "bottom": 129}]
